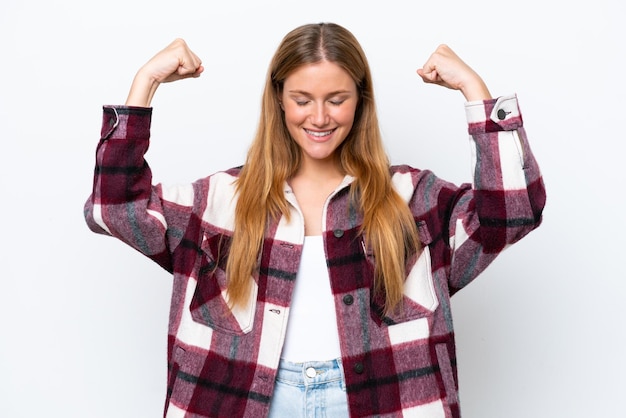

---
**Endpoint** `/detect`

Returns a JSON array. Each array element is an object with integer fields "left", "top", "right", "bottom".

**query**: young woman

[{"left": 85, "top": 22, "right": 545, "bottom": 418}]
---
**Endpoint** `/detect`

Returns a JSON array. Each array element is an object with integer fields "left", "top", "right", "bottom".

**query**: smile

[{"left": 304, "top": 128, "right": 335, "bottom": 138}]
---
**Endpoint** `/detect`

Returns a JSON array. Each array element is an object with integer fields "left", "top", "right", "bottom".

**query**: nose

[{"left": 310, "top": 102, "right": 329, "bottom": 127}]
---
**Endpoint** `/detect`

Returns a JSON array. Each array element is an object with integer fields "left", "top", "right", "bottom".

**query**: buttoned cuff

[{"left": 465, "top": 94, "right": 523, "bottom": 134}]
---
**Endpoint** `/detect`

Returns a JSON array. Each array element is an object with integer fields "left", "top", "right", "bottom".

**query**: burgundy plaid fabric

[{"left": 84, "top": 95, "right": 545, "bottom": 417}]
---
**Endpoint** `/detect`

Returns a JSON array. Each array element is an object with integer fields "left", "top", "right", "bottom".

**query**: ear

[{"left": 279, "top": 101, "right": 284, "bottom": 111}]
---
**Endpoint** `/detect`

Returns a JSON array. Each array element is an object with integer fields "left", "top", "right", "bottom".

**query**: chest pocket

[
  {"left": 371, "top": 220, "right": 439, "bottom": 326},
  {"left": 188, "top": 230, "right": 257, "bottom": 335}
]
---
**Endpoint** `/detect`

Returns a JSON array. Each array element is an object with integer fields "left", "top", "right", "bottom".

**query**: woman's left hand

[{"left": 417, "top": 45, "right": 492, "bottom": 101}]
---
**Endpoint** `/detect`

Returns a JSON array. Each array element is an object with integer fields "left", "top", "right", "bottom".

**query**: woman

[{"left": 85, "top": 22, "right": 545, "bottom": 418}]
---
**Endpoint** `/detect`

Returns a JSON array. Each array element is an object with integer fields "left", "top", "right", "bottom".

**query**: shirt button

[
  {"left": 353, "top": 362, "right": 364, "bottom": 374},
  {"left": 343, "top": 294, "right": 354, "bottom": 305},
  {"left": 305, "top": 367, "right": 317, "bottom": 378},
  {"left": 497, "top": 108, "right": 507, "bottom": 120},
  {"left": 333, "top": 229, "right": 344, "bottom": 238}
]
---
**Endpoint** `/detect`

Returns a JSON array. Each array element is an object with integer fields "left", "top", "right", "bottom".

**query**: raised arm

[
  {"left": 84, "top": 39, "right": 204, "bottom": 272},
  {"left": 414, "top": 45, "right": 546, "bottom": 293}
]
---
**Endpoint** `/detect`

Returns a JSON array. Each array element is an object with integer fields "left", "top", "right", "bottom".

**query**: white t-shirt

[{"left": 280, "top": 235, "right": 342, "bottom": 362}]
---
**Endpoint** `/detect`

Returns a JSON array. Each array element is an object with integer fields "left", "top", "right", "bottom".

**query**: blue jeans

[{"left": 268, "top": 358, "right": 350, "bottom": 417}]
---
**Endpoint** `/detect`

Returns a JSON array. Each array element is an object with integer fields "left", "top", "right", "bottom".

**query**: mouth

[{"left": 304, "top": 128, "right": 336, "bottom": 138}]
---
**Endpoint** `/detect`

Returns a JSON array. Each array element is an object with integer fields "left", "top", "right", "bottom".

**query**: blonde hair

[{"left": 227, "top": 23, "right": 419, "bottom": 314}]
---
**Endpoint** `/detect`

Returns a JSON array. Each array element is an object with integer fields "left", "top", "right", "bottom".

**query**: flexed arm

[
  {"left": 413, "top": 45, "right": 545, "bottom": 292},
  {"left": 84, "top": 39, "right": 203, "bottom": 271}
]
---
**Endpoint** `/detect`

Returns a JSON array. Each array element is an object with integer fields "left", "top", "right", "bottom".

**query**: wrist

[
  {"left": 125, "top": 70, "right": 160, "bottom": 107},
  {"left": 459, "top": 74, "right": 492, "bottom": 102}
]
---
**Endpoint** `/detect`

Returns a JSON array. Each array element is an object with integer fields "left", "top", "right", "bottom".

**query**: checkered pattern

[{"left": 84, "top": 94, "right": 545, "bottom": 417}]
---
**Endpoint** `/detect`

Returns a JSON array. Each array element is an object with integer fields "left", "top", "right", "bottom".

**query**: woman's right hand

[{"left": 126, "top": 38, "right": 204, "bottom": 107}]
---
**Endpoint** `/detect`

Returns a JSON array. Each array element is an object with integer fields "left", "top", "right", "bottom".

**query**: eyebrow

[{"left": 287, "top": 89, "right": 354, "bottom": 96}]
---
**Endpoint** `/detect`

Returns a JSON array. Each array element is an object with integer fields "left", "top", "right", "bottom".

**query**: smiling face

[{"left": 280, "top": 61, "right": 359, "bottom": 171}]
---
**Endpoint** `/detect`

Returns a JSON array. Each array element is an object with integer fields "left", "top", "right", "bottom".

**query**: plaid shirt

[{"left": 84, "top": 94, "right": 545, "bottom": 418}]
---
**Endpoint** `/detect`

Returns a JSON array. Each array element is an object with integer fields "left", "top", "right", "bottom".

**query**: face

[{"left": 280, "top": 61, "right": 358, "bottom": 169}]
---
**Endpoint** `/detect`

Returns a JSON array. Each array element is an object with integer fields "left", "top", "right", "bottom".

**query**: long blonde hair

[{"left": 227, "top": 23, "right": 419, "bottom": 314}]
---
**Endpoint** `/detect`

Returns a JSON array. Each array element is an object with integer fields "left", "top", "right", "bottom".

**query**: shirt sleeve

[
  {"left": 441, "top": 94, "right": 546, "bottom": 292},
  {"left": 83, "top": 105, "right": 194, "bottom": 273}
]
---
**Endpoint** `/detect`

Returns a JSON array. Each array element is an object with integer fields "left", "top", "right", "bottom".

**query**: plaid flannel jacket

[{"left": 84, "top": 94, "right": 545, "bottom": 418}]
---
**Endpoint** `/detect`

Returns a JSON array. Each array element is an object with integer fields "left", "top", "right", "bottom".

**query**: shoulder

[
  {"left": 389, "top": 164, "right": 434, "bottom": 189},
  {"left": 156, "top": 166, "right": 242, "bottom": 209},
  {"left": 186, "top": 166, "right": 241, "bottom": 206},
  {"left": 390, "top": 164, "right": 459, "bottom": 190},
  {"left": 389, "top": 164, "right": 467, "bottom": 210},
  {"left": 192, "top": 166, "right": 242, "bottom": 189}
]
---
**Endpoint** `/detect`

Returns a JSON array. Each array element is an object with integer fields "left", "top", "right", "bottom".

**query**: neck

[{"left": 294, "top": 155, "right": 344, "bottom": 183}]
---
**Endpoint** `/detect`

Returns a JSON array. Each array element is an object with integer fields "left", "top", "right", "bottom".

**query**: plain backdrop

[{"left": 1, "top": 1, "right": 624, "bottom": 417}]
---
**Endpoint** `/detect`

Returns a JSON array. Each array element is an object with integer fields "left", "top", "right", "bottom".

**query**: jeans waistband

[{"left": 276, "top": 358, "right": 345, "bottom": 387}]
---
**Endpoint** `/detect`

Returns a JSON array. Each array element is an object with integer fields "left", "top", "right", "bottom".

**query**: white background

[{"left": 1, "top": 1, "right": 624, "bottom": 417}]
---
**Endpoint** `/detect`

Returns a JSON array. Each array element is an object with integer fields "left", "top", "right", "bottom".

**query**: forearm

[
  {"left": 445, "top": 95, "right": 546, "bottom": 290},
  {"left": 84, "top": 107, "right": 170, "bottom": 262},
  {"left": 465, "top": 95, "right": 545, "bottom": 240}
]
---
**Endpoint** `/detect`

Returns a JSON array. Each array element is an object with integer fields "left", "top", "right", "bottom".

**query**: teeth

[{"left": 305, "top": 129, "right": 333, "bottom": 137}]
